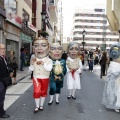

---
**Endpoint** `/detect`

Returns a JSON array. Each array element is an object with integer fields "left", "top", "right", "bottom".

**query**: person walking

[
  {"left": 0, "top": 43, "right": 13, "bottom": 118},
  {"left": 99, "top": 51, "right": 107, "bottom": 76},
  {"left": 105, "top": 50, "right": 110, "bottom": 75},
  {"left": 29, "top": 37, "right": 52, "bottom": 113},
  {"left": 66, "top": 42, "right": 83, "bottom": 99},
  {"left": 8, "top": 50, "right": 18, "bottom": 85},
  {"left": 83, "top": 50, "right": 88, "bottom": 70},
  {"left": 61, "top": 51, "right": 68, "bottom": 61},
  {"left": 20, "top": 48, "right": 25, "bottom": 71},
  {"left": 48, "top": 43, "right": 67, "bottom": 105},
  {"left": 88, "top": 52, "right": 94, "bottom": 72}
]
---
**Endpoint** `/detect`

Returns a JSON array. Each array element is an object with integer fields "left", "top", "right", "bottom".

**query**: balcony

[{"left": 49, "top": 0, "right": 58, "bottom": 22}]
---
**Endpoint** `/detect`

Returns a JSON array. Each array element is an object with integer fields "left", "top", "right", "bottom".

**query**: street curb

[
  {"left": 17, "top": 74, "right": 30, "bottom": 82},
  {"left": 7, "top": 74, "right": 30, "bottom": 89}
]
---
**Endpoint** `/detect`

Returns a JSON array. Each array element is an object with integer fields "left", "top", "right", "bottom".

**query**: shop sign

[
  {"left": 21, "top": 33, "right": 32, "bottom": 42},
  {"left": 6, "top": 8, "right": 22, "bottom": 28},
  {"left": 28, "top": 22, "right": 38, "bottom": 33}
]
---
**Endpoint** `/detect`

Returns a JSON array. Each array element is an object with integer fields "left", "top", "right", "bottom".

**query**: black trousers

[
  {"left": 100, "top": 64, "right": 106, "bottom": 78},
  {"left": 0, "top": 81, "right": 6, "bottom": 115}
]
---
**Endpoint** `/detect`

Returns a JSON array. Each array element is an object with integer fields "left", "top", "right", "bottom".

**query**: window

[
  {"left": 50, "top": 0, "right": 54, "bottom": 4},
  {"left": 75, "top": 14, "right": 79, "bottom": 16},
  {"left": 5, "top": 0, "right": 17, "bottom": 14},
  {"left": 96, "top": 26, "right": 101, "bottom": 29}
]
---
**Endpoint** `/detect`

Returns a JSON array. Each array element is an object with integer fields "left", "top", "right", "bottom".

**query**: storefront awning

[{"left": 28, "top": 22, "right": 38, "bottom": 33}]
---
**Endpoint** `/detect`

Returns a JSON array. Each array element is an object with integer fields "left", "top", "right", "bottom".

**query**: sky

[{"left": 62, "top": 0, "right": 106, "bottom": 37}]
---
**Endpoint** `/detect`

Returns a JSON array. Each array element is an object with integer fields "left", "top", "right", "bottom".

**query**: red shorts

[{"left": 33, "top": 78, "right": 49, "bottom": 98}]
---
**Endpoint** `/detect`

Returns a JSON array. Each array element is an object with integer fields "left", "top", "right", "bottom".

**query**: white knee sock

[
  {"left": 56, "top": 94, "right": 59, "bottom": 102},
  {"left": 35, "top": 98, "right": 39, "bottom": 108},
  {"left": 49, "top": 95, "right": 54, "bottom": 103},
  {"left": 40, "top": 97, "right": 45, "bottom": 107},
  {"left": 69, "top": 89, "right": 72, "bottom": 96},
  {"left": 72, "top": 89, "right": 76, "bottom": 97}
]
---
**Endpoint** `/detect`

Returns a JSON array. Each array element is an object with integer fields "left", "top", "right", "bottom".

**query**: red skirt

[{"left": 33, "top": 78, "right": 49, "bottom": 98}]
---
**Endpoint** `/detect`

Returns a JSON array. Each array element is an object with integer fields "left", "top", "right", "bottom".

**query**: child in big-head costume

[
  {"left": 48, "top": 43, "right": 67, "bottom": 105},
  {"left": 102, "top": 42, "right": 120, "bottom": 113},
  {"left": 29, "top": 37, "right": 52, "bottom": 113},
  {"left": 66, "top": 42, "right": 83, "bottom": 99}
]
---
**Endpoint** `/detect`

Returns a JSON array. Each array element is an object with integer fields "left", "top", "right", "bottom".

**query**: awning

[{"left": 28, "top": 22, "right": 38, "bottom": 33}]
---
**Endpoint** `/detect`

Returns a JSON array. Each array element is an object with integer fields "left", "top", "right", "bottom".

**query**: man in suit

[{"left": 0, "top": 43, "right": 13, "bottom": 118}]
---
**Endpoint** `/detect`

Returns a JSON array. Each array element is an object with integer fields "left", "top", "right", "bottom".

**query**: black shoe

[
  {"left": 56, "top": 101, "right": 59, "bottom": 104},
  {"left": 72, "top": 96, "right": 76, "bottom": 99},
  {"left": 34, "top": 107, "right": 39, "bottom": 113},
  {"left": 0, "top": 114, "right": 10, "bottom": 118},
  {"left": 39, "top": 106, "right": 44, "bottom": 111},
  {"left": 13, "top": 83, "right": 17, "bottom": 85},
  {"left": 67, "top": 95, "right": 71, "bottom": 99},
  {"left": 20, "top": 70, "right": 24, "bottom": 71},
  {"left": 48, "top": 101, "right": 53, "bottom": 105}
]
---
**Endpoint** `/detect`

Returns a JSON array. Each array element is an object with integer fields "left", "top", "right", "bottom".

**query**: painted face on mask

[
  {"left": 68, "top": 44, "right": 79, "bottom": 59},
  {"left": 49, "top": 43, "right": 63, "bottom": 60},
  {"left": 33, "top": 39, "right": 49, "bottom": 59}
]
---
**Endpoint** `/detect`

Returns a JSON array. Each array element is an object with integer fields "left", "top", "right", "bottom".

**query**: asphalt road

[{"left": 2, "top": 66, "right": 120, "bottom": 120}]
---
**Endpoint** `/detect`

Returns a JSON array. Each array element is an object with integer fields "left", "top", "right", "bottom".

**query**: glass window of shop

[
  {"left": 21, "top": 41, "right": 30, "bottom": 66},
  {"left": 6, "top": 40, "right": 19, "bottom": 65}
]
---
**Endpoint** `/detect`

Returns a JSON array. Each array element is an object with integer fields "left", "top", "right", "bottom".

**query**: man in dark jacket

[
  {"left": 61, "top": 51, "right": 68, "bottom": 61},
  {"left": 0, "top": 43, "right": 13, "bottom": 118},
  {"left": 20, "top": 48, "right": 25, "bottom": 71}
]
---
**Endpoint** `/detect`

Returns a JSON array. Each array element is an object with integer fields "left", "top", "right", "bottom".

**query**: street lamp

[
  {"left": 82, "top": 29, "right": 87, "bottom": 51},
  {"left": 41, "top": 11, "right": 47, "bottom": 31},
  {"left": 40, "top": 11, "right": 49, "bottom": 38}
]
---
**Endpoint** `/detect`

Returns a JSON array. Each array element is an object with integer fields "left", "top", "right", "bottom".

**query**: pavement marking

[{"left": 4, "top": 76, "right": 32, "bottom": 110}]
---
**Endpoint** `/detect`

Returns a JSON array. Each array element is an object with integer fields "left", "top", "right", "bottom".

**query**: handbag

[
  {"left": 2, "top": 76, "right": 12, "bottom": 87},
  {"left": 10, "top": 62, "right": 18, "bottom": 69}
]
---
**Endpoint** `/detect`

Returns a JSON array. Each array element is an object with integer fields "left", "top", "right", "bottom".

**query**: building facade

[
  {"left": 0, "top": 0, "right": 6, "bottom": 44},
  {"left": 57, "top": 0, "right": 63, "bottom": 44},
  {"left": 4, "top": 0, "right": 37, "bottom": 67},
  {"left": 106, "top": 0, "right": 120, "bottom": 41},
  {"left": 73, "top": 8, "right": 119, "bottom": 50}
]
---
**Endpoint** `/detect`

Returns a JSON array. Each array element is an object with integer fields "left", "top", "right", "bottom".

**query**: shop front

[
  {"left": 5, "top": 11, "right": 22, "bottom": 68},
  {"left": 20, "top": 33, "right": 33, "bottom": 66},
  {"left": 5, "top": 23, "right": 21, "bottom": 67}
]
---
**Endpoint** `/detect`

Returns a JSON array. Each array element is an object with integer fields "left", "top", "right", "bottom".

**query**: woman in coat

[{"left": 8, "top": 50, "right": 17, "bottom": 85}]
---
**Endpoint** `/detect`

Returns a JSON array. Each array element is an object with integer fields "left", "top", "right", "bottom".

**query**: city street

[{"left": 1, "top": 66, "right": 120, "bottom": 120}]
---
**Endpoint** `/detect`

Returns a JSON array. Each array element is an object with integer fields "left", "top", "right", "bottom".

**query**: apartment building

[
  {"left": 49, "top": 0, "right": 58, "bottom": 43},
  {"left": 73, "top": 8, "right": 119, "bottom": 50},
  {"left": 4, "top": 0, "right": 38, "bottom": 67},
  {"left": 0, "top": 0, "right": 59, "bottom": 68},
  {"left": 0, "top": 0, "right": 6, "bottom": 44},
  {"left": 106, "top": 0, "right": 120, "bottom": 41},
  {"left": 57, "top": 0, "right": 63, "bottom": 44}
]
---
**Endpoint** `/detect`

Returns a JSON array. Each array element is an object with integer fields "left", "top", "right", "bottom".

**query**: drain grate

[{"left": 77, "top": 103, "right": 84, "bottom": 113}]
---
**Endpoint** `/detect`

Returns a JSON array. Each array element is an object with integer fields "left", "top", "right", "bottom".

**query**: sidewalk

[
  {"left": 16, "top": 66, "right": 30, "bottom": 82},
  {"left": 4, "top": 66, "right": 31, "bottom": 110}
]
